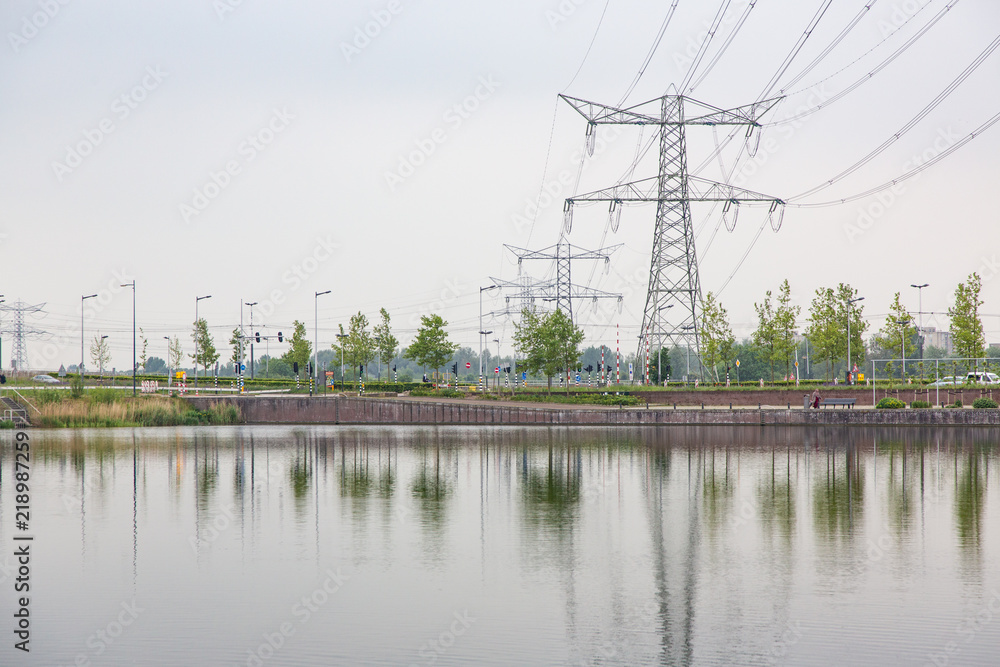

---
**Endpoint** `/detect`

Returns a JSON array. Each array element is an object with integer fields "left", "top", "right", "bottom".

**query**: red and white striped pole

[{"left": 616, "top": 323, "right": 620, "bottom": 385}]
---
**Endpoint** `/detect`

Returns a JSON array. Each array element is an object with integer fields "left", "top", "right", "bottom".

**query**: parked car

[
  {"left": 927, "top": 376, "right": 957, "bottom": 387},
  {"left": 31, "top": 374, "right": 62, "bottom": 384},
  {"left": 966, "top": 372, "right": 1000, "bottom": 384}
]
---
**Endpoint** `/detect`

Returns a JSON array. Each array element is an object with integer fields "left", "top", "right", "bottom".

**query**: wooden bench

[{"left": 820, "top": 398, "right": 856, "bottom": 409}]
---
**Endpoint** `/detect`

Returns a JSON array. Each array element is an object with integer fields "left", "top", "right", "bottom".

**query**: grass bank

[{"left": 18, "top": 388, "right": 241, "bottom": 428}]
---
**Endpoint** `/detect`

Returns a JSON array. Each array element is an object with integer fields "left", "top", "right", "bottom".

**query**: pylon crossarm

[
  {"left": 566, "top": 175, "right": 781, "bottom": 205},
  {"left": 559, "top": 95, "right": 662, "bottom": 125},
  {"left": 504, "top": 243, "right": 623, "bottom": 261},
  {"left": 682, "top": 96, "right": 783, "bottom": 126},
  {"left": 567, "top": 176, "right": 663, "bottom": 203},
  {"left": 688, "top": 176, "right": 784, "bottom": 203}
]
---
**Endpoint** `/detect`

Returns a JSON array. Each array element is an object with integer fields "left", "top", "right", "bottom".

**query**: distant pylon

[
  {"left": 561, "top": 93, "right": 785, "bottom": 378},
  {"left": 0, "top": 300, "right": 46, "bottom": 371}
]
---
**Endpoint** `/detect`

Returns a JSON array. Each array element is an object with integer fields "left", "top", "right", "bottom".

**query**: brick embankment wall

[{"left": 187, "top": 396, "right": 1000, "bottom": 426}]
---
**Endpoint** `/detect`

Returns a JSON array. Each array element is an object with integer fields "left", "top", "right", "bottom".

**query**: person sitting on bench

[{"left": 811, "top": 388, "right": 822, "bottom": 409}]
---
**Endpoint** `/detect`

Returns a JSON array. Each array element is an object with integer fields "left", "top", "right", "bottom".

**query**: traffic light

[
  {"left": 359, "top": 364, "right": 364, "bottom": 376},
  {"left": 606, "top": 365, "right": 613, "bottom": 373},
  {"left": 307, "top": 363, "right": 312, "bottom": 376},
  {"left": 278, "top": 332, "right": 283, "bottom": 342},
  {"left": 293, "top": 362, "right": 299, "bottom": 374},
  {"left": 0, "top": 374, "right": 5, "bottom": 384},
  {"left": 504, "top": 366, "right": 511, "bottom": 373},
  {"left": 585, "top": 364, "right": 594, "bottom": 373},
  {"left": 392, "top": 365, "right": 396, "bottom": 372},
  {"left": 255, "top": 332, "right": 261, "bottom": 343},
  {"left": 452, "top": 363, "right": 458, "bottom": 375}
]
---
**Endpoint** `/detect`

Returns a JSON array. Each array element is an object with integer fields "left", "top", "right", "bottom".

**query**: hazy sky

[{"left": 2, "top": 0, "right": 999, "bottom": 371}]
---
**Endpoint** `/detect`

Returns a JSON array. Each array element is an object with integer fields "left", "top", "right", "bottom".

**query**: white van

[{"left": 966, "top": 372, "right": 1000, "bottom": 384}]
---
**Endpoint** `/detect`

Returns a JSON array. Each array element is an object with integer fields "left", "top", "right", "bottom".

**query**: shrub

[
  {"left": 409, "top": 388, "right": 464, "bottom": 398},
  {"left": 953, "top": 399, "right": 963, "bottom": 408},
  {"left": 876, "top": 397, "right": 905, "bottom": 410},
  {"left": 910, "top": 400, "right": 931, "bottom": 409},
  {"left": 972, "top": 397, "right": 998, "bottom": 409},
  {"left": 70, "top": 374, "right": 84, "bottom": 399},
  {"left": 88, "top": 387, "right": 119, "bottom": 405}
]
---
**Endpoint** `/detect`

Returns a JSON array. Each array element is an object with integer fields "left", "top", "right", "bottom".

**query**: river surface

[{"left": 1, "top": 425, "right": 998, "bottom": 666}]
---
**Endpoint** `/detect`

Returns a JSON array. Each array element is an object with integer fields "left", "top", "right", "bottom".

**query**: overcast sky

[{"left": 2, "top": 0, "right": 999, "bottom": 371}]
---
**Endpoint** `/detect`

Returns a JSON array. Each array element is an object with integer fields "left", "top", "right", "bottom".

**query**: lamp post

[
  {"left": 479, "top": 285, "right": 498, "bottom": 390},
  {"left": 245, "top": 302, "right": 258, "bottom": 380},
  {"left": 194, "top": 295, "right": 211, "bottom": 392},
  {"left": 681, "top": 324, "right": 695, "bottom": 382},
  {"left": 163, "top": 336, "right": 171, "bottom": 389},
  {"left": 847, "top": 296, "right": 864, "bottom": 385},
  {"left": 911, "top": 283, "right": 928, "bottom": 360},
  {"left": 335, "top": 333, "right": 346, "bottom": 391},
  {"left": 121, "top": 281, "right": 136, "bottom": 396},
  {"left": 81, "top": 293, "right": 98, "bottom": 383},
  {"left": 314, "top": 290, "right": 331, "bottom": 395},
  {"left": 657, "top": 304, "right": 673, "bottom": 385},
  {"left": 894, "top": 317, "right": 911, "bottom": 379}
]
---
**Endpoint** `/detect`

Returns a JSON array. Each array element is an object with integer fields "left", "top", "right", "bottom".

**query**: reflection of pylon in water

[
  {"left": 0, "top": 300, "right": 46, "bottom": 371},
  {"left": 560, "top": 93, "right": 786, "bottom": 374}
]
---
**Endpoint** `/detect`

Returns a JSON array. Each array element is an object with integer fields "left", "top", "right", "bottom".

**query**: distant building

[{"left": 921, "top": 327, "right": 953, "bottom": 354}]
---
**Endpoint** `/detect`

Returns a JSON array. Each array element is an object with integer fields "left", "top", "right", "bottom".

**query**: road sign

[
  {"left": 522, "top": 372, "right": 527, "bottom": 381},
  {"left": 736, "top": 359, "right": 741, "bottom": 367},
  {"left": 495, "top": 367, "right": 500, "bottom": 374},
  {"left": 465, "top": 362, "right": 471, "bottom": 369},
  {"left": 240, "top": 364, "right": 246, "bottom": 372}
]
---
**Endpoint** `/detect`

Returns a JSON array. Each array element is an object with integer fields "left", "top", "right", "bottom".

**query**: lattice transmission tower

[
  {"left": 0, "top": 300, "right": 46, "bottom": 371},
  {"left": 560, "top": 93, "right": 786, "bottom": 376},
  {"left": 491, "top": 238, "right": 623, "bottom": 321}
]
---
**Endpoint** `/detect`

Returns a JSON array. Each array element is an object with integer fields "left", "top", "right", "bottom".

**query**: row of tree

[{"left": 698, "top": 273, "right": 988, "bottom": 381}]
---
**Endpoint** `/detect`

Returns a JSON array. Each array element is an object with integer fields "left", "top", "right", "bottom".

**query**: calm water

[{"left": 1, "top": 425, "right": 998, "bottom": 666}]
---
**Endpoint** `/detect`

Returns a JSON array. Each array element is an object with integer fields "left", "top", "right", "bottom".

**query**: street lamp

[
  {"left": 194, "top": 295, "right": 212, "bottom": 392},
  {"left": 314, "top": 290, "right": 331, "bottom": 395},
  {"left": 335, "top": 333, "right": 346, "bottom": 390},
  {"left": 121, "top": 281, "right": 136, "bottom": 396},
  {"left": 681, "top": 324, "right": 695, "bottom": 382},
  {"left": 245, "top": 302, "right": 258, "bottom": 380},
  {"left": 656, "top": 304, "right": 673, "bottom": 385},
  {"left": 894, "top": 317, "right": 911, "bottom": 379},
  {"left": 479, "top": 285, "right": 499, "bottom": 390},
  {"left": 847, "top": 296, "right": 864, "bottom": 385},
  {"left": 164, "top": 336, "right": 171, "bottom": 388},
  {"left": 81, "top": 293, "right": 98, "bottom": 383},
  {"left": 911, "top": 283, "right": 928, "bottom": 359}
]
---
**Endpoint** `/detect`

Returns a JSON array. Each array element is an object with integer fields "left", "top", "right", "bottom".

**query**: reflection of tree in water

[
  {"left": 757, "top": 449, "right": 796, "bottom": 541},
  {"left": 289, "top": 452, "right": 311, "bottom": 506},
  {"left": 701, "top": 448, "right": 734, "bottom": 533},
  {"left": 196, "top": 447, "right": 219, "bottom": 512},
  {"left": 520, "top": 447, "right": 582, "bottom": 532},
  {"left": 883, "top": 442, "right": 915, "bottom": 535},
  {"left": 812, "top": 447, "right": 864, "bottom": 543},
  {"left": 411, "top": 448, "right": 452, "bottom": 529},
  {"left": 337, "top": 446, "right": 396, "bottom": 501},
  {"left": 954, "top": 449, "right": 986, "bottom": 559}
]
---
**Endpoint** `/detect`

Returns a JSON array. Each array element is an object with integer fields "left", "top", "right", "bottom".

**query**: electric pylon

[
  {"left": 0, "top": 300, "right": 46, "bottom": 371},
  {"left": 560, "top": 93, "right": 785, "bottom": 377}
]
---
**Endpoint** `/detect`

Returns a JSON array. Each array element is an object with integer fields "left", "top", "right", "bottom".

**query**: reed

[{"left": 34, "top": 395, "right": 241, "bottom": 428}]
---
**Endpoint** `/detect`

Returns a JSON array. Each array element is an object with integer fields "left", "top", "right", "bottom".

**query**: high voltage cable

[
  {"left": 789, "top": 107, "right": 1000, "bottom": 208},
  {"left": 758, "top": 0, "right": 835, "bottom": 100},
  {"left": 791, "top": 30, "right": 1000, "bottom": 201},
  {"left": 687, "top": 0, "right": 759, "bottom": 93},
  {"left": 777, "top": 0, "right": 881, "bottom": 95},
  {"left": 768, "top": 0, "right": 961, "bottom": 127},
  {"left": 679, "top": 0, "right": 733, "bottom": 93},
  {"left": 617, "top": 0, "right": 680, "bottom": 106}
]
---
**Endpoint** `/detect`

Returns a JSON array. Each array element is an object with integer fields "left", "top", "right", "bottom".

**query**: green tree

[
  {"left": 836, "top": 283, "right": 867, "bottom": 374},
  {"left": 90, "top": 334, "right": 111, "bottom": 377},
  {"left": 774, "top": 279, "right": 801, "bottom": 378},
  {"left": 229, "top": 328, "right": 245, "bottom": 372},
  {"left": 336, "top": 312, "right": 375, "bottom": 380},
  {"left": 138, "top": 327, "right": 149, "bottom": 371},
  {"left": 373, "top": 308, "right": 399, "bottom": 381},
  {"left": 168, "top": 336, "right": 184, "bottom": 373},
  {"left": 190, "top": 318, "right": 220, "bottom": 376},
  {"left": 752, "top": 289, "right": 779, "bottom": 381},
  {"left": 949, "top": 273, "right": 986, "bottom": 360},
  {"left": 281, "top": 320, "right": 313, "bottom": 373},
  {"left": 405, "top": 314, "right": 458, "bottom": 378},
  {"left": 514, "top": 308, "right": 585, "bottom": 393},
  {"left": 806, "top": 284, "right": 866, "bottom": 380},
  {"left": 872, "top": 292, "right": 917, "bottom": 377},
  {"left": 700, "top": 292, "right": 734, "bottom": 382}
]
